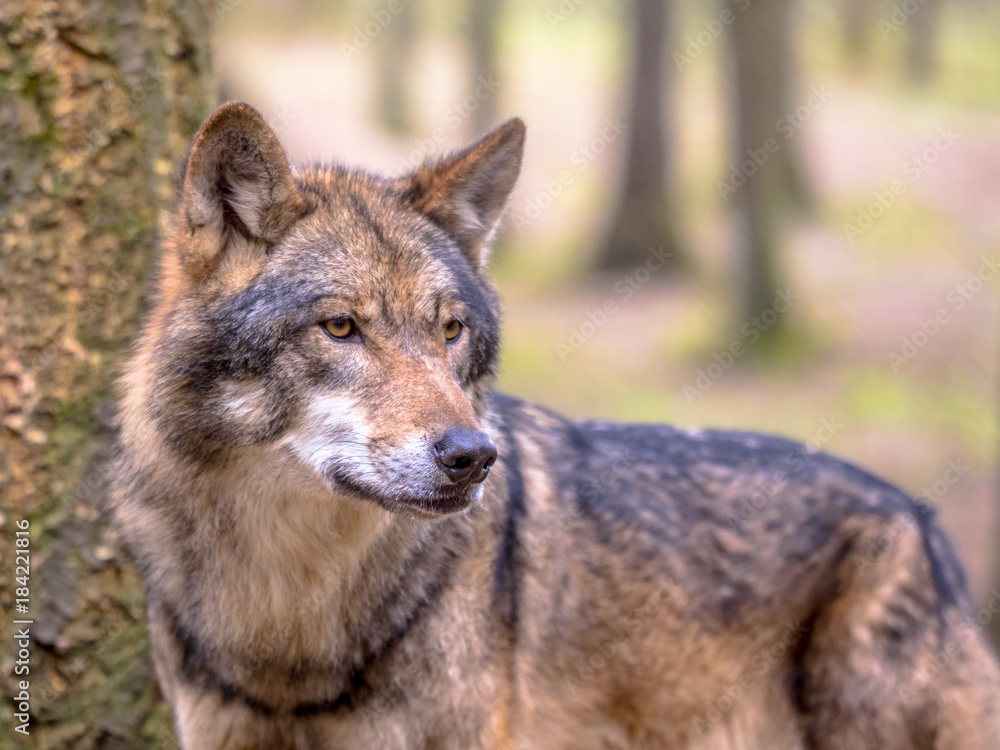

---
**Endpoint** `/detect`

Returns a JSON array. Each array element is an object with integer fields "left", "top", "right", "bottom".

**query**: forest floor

[{"left": 215, "top": 1, "right": 1000, "bottom": 600}]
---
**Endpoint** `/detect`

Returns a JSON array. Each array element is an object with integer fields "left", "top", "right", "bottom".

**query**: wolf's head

[{"left": 135, "top": 102, "right": 523, "bottom": 516}]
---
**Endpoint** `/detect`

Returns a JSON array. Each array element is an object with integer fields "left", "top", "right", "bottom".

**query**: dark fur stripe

[
  {"left": 491, "top": 394, "right": 526, "bottom": 635},
  {"left": 169, "top": 609, "right": 279, "bottom": 717}
]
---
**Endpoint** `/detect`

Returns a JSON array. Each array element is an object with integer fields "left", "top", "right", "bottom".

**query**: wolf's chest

[{"left": 184, "top": 478, "right": 390, "bottom": 668}]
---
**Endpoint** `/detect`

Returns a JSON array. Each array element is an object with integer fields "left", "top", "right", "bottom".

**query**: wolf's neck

[
  {"left": 187, "top": 446, "right": 401, "bottom": 617},
  {"left": 211, "top": 447, "right": 395, "bottom": 569},
  {"left": 154, "top": 446, "right": 476, "bottom": 709}
]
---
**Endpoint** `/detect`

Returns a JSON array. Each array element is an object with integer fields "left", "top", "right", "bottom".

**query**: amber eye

[
  {"left": 322, "top": 316, "right": 356, "bottom": 340},
  {"left": 444, "top": 318, "right": 463, "bottom": 343}
]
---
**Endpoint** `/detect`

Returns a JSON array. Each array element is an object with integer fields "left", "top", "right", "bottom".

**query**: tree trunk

[
  {"left": 842, "top": 0, "right": 875, "bottom": 64},
  {"left": 378, "top": 1, "right": 417, "bottom": 135},
  {"left": 0, "top": 0, "right": 213, "bottom": 747},
  {"left": 468, "top": 0, "right": 502, "bottom": 136},
  {"left": 725, "top": 0, "right": 794, "bottom": 349},
  {"left": 773, "top": 0, "right": 812, "bottom": 215},
  {"left": 595, "top": 0, "right": 682, "bottom": 273},
  {"left": 905, "top": 0, "right": 944, "bottom": 86}
]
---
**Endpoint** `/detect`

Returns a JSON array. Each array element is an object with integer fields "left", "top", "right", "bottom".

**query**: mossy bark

[{"left": 0, "top": 0, "right": 213, "bottom": 747}]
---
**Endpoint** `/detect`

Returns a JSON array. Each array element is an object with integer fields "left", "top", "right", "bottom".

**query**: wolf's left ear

[
  {"left": 178, "top": 102, "right": 309, "bottom": 281},
  {"left": 402, "top": 118, "right": 525, "bottom": 270}
]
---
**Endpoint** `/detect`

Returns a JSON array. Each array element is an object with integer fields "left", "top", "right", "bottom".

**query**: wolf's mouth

[{"left": 328, "top": 469, "right": 480, "bottom": 516}]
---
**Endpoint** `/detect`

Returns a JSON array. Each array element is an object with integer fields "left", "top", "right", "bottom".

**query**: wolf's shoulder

[
  {"left": 491, "top": 392, "right": 940, "bottom": 540},
  {"left": 492, "top": 392, "right": 907, "bottom": 501},
  {"left": 491, "top": 392, "right": 969, "bottom": 613}
]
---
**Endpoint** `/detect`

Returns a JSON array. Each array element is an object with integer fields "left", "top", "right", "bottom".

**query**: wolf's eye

[
  {"left": 322, "top": 317, "right": 356, "bottom": 340},
  {"left": 444, "top": 318, "right": 463, "bottom": 343}
]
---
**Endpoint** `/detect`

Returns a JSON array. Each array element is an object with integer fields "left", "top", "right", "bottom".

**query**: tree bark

[
  {"left": 0, "top": 0, "right": 213, "bottom": 747},
  {"left": 595, "top": 0, "right": 682, "bottom": 273},
  {"left": 725, "top": 0, "right": 795, "bottom": 348}
]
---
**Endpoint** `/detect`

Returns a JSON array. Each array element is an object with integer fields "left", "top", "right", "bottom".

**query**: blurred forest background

[{"left": 1, "top": 0, "right": 999, "bottom": 746}]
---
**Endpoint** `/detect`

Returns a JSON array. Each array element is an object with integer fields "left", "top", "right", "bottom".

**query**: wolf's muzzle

[{"left": 433, "top": 428, "right": 497, "bottom": 486}]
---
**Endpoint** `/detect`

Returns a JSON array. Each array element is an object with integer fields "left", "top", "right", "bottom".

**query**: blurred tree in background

[
  {"left": 467, "top": 0, "right": 503, "bottom": 135},
  {"left": 905, "top": 0, "right": 944, "bottom": 85},
  {"left": 841, "top": 0, "right": 880, "bottom": 64},
  {"left": 0, "top": 0, "right": 213, "bottom": 746},
  {"left": 377, "top": 0, "right": 416, "bottom": 134},
  {"left": 840, "top": 0, "right": 945, "bottom": 86},
  {"left": 725, "top": 0, "right": 800, "bottom": 348},
  {"left": 596, "top": 0, "right": 683, "bottom": 272}
]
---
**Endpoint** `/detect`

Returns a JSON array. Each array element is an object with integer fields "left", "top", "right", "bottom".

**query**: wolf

[{"left": 108, "top": 101, "right": 1000, "bottom": 749}]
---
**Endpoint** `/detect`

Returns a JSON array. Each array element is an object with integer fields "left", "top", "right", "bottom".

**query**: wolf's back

[{"left": 494, "top": 393, "right": 1000, "bottom": 748}]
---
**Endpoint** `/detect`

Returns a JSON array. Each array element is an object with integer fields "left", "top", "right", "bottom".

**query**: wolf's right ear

[
  {"left": 401, "top": 118, "right": 525, "bottom": 271},
  {"left": 177, "top": 102, "right": 308, "bottom": 281}
]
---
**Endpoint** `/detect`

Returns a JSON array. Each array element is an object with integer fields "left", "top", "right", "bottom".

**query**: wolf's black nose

[{"left": 434, "top": 428, "right": 497, "bottom": 485}]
